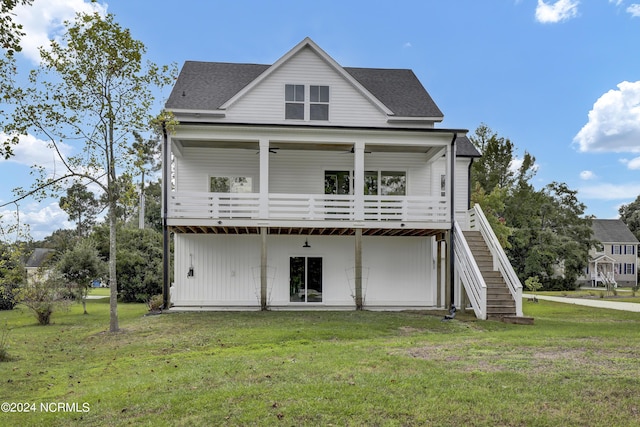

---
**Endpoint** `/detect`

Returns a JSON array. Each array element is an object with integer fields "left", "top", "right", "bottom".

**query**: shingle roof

[
  {"left": 166, "top": 62, "right": 443, "bottom": 118},
  {"left": 166, "top": 61, "right": 269, "bottom": 111},
  {"left": 25, "top": 248, "right": 56, "bottom": 268},
  {"left": 344, "top": 67, "right": 443, "bottom": 118},
  {"left": 592, "top": 219, "right": 638, "bottom": 243},
  {"left": 456, "top": 136, "right": 481, "bottom": 158}
]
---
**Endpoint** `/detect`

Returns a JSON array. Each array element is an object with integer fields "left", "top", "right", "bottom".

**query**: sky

[{"left": 1, "top": 0, "right": 640, "bottom": 240}]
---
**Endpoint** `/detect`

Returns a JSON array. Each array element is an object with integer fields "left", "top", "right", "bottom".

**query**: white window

[
  {"left": 285, "top": 84, "right": 305, "bottom": 120},
  {"left": 625, "top": 245, "right": 635, "bottom": 255},
  {"left": 285, "top": 84, "right": 329, "bottom": 121},
  {"left": 209, "top": 176, "right": 253, "bottom": 193},
  {"left": 612, "top": 245, "right": 622, "bottom": 255},
  {"left": 310, "top": 85, "right": 329, "bottom": 120},
  {"left": 625, "top": 263, "right": 635, "bottom": 275}
]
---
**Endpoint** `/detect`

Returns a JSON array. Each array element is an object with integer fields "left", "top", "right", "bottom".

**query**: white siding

[
  {"left": 226, "top": 47, "right": 389, "bottom": 127},
  {"left": 172, "top": 234, "right": 436, "bottom": 309},
  {"left": 173, "top": 234, "right": 261, "bottom": 307},
  {"left": 177, "top": 147, "right": 436, "bottom": 197}
]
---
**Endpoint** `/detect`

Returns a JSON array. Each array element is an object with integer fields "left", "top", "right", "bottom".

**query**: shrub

[
  {"left": 0, "top": 282, "right": 18, "bottom": 310},
  {"left": 15, "top": 271, "right": 71, "bottom": 325},
  {"left": 147, "top": 294, "right": 164, "bottom": 312},
  {"left": 0, "top": 322, "right": 10, "bottom": 362}
]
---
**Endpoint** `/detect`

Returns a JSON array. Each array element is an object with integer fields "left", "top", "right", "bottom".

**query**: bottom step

[{"left": 496, "top": 315, "right": 535, "bottom": 325}]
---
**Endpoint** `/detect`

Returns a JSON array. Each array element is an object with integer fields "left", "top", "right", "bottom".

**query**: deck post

[
  {"left": 444, "top": 230, "right": 452, "bottom": 307},
  {"left": 436, "top": 236, "right": 443, "bottom": 308},
  {"left": 353, "top": 141, "right": 365, "bottom": 221},
  {"left": 355, "top": 228, "right": 363, "bottom": 310},
  {"left": 260, "top": 226, "right": 268, "bottom": 310},
  {"left": 259, "top": 139, "right": 269, "bottom": 219}
]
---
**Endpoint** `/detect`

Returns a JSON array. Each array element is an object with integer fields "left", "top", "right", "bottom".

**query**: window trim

[{"left": 285, "top": 84, "right": 330, "bottom": 121}]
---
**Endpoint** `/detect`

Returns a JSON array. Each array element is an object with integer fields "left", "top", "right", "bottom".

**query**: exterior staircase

[{"left": 462, "top": 230, "right": 516, "bottom": 319}]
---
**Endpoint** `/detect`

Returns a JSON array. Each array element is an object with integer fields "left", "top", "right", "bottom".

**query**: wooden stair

[{"left": 462, "top": 231, "right": 517, "bottom": 319}]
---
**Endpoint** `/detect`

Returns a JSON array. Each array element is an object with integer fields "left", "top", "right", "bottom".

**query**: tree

[
  {"left": 57, "top": 239, "right": 106, "bottom": 314},
  {"left": 131, "top": 131, "right": 161, "bottom": 229},
  {"left": 15, "top": 269, "right": 70, "bottom": 325},
  {"left": 470, "top": 124, "right": 536, "bottom": 194},
  {"left": 0, "top": 0, "right": 33, "bottom": 55},
  {"left": 2, "top": 12, "right": 176, "bottom": 332},
  {"left": 619, "top": 195, "right": 640, "bottom": 241},
  {"left": 59, "top": 182, "right": 101, "bottom": 237}
]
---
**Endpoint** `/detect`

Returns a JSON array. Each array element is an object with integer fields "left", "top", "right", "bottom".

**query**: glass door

[{"left": 290, "top": 257, "right": 323, "bottom": 302}]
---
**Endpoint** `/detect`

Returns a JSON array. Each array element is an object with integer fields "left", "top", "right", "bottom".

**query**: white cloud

[
  {"left": 578, "top": 183, "right": 640, "bottom": 200},
  {"left": 403, "top": 42, "right": 412, "bottom": 48},
  {"left": 573, "top": 81, "right": 640, "bottom": 153},
  {"left": 0, "top": 132, "right": 72, "bottom": 170},
  {"left": 1, "top": 202, "right": 73, "bottom": 240},
  {"left": 535, "top": 0, "right": 580, "bottom": 23},
  {"left": 13, "top": 0, "right": 108, "bottom": 63},
  {"left": 580, "top": 170, "right": 596, "bottom": 180},
  {"left": 621, "top": 156, "right": 640, "bottom": 170},
  {"left": 628, "top": 4, "right": 640, "bottom": 17},
  {"left": 609, "top": 0, "right": 623, "bottom": 6}
]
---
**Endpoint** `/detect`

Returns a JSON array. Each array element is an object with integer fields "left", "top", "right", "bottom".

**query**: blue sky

[{"left": 2, "top": 0, "right": 640, "bottom": 239}]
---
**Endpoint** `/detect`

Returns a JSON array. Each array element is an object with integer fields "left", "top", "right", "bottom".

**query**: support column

[
  {"left": 436, "top": 238, "right": 443, "bottom": 308},
  {"left": 354, "top": 228, "right": 363, "bottom": 310},
  {"left": 260, "top": 226, "right": 268, "bottom": 310},
  {"left": 353, "top": 141, "right": 365, "bottom": 221},
  {"left": 259, "top": 139, "right": 269, "bottom": 219},
  {"left": 444, "top": 230, "right": 452, "bottom": 307}
]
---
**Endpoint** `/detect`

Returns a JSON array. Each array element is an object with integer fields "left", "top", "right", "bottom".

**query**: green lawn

[{"left": 1, "top": 299, "right": 639, "bottom": 426}]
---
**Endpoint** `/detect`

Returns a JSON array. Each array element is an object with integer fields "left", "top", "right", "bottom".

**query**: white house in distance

[
  {"left": 581, "top": 219, "right": 638, "bottom": 288},
  {"left": 162, "top": 38, "right": 523, "bottom": 319}
]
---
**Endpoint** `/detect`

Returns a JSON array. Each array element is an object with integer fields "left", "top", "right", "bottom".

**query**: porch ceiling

[{"left": 168, "top": 225, "right": 442, "bottom": 237}]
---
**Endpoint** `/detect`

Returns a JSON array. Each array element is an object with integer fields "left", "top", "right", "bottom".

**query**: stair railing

[
  {"left": 468, "top": 205, "right": 523, "bottom": 316},
  {"left": 453, "top": 220, "right": 487, "bottom": 319}
]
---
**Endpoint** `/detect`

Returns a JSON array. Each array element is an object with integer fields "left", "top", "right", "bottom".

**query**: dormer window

[
  {"left": 285, "top": 84, "right": 329, "bottom": 121},
  {"left": 285, "top": 84, "right": 305, "bottom": 120},
  {"left": 310, "top": 85, "right": 329, "bottom": 120}
]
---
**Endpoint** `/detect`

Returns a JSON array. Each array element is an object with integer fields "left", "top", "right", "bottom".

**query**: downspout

[
  {"left": 467, "top": 158, "right": 474, "bottom": 210},
  {"left": 162, "top": 121, "right": 170, "bottom": 310},
  {"left": 449, "top": 133, "right": 457, "bottom": 307}
]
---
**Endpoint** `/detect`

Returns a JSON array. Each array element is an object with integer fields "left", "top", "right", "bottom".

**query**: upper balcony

[{"left": 167, "top": 191, "right": 450, "bottom": 234}]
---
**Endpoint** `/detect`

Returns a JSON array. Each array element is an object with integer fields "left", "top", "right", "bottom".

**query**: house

[
  {"left": 582, "top": 219, "right": 638, "bottom": 288},
  {"left": 162, "top": 38, "right": 523, "bottom": 319},
  {"left": 25, "top": 248, "right": 56, "bottom": 285}
]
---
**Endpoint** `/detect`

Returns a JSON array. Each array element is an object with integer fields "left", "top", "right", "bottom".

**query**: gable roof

[
  {"left": 25, "top": 248, "right": 56, "bottom": 268},
  {"left": 592, "top": 219, "right": 639, "bottom": 244},
  {"left": 166, "top": 38, "right": 443, "bottom": 119}
]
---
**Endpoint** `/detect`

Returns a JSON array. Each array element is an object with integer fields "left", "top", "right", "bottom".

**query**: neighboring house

[
  {"left": 162, "top": 38, "right": 522, "bottom": 319},
  {"left": 25, "top": 248, "right": 56, "bottom": 285},
  {"left": 581, "top": 219, "right": 639, "bottom": 288}
]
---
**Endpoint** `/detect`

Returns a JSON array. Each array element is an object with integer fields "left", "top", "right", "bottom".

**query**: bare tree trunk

[{"left": 109, "top": 191, "right": 118, "bottom": 332}]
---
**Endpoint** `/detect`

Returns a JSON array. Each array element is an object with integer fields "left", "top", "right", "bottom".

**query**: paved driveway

[{"left": 523, "top": 293, "right": 640, "bottom": 312}]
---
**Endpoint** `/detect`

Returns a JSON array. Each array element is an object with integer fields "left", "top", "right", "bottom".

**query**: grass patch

[{"left": 1, "top": 299, "right": 640, "bottom": 426}]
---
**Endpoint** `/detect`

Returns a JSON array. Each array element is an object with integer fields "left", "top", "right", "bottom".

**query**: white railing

[
  {"left": 363, "top": 196, "right": 448, "bottom": 222},
  {"left": 590, "top": 272, "right": 617, "bottom": 287},
  {"left": 468, "top": 204, "right": 523, "bottom": 317},
  {"left": 169, "top": 191, "right": 260, "bottom": 218},
  {"left": 453, "top": 220, "right": 487, "bottom": 320},
  {"left": 168, "top": 191, "right": 449, "bottom": 223}
]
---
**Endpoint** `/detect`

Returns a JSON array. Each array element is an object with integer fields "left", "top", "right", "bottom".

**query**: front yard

[{"left": 1, "top": 298, "right": 639, "bottom": 426}]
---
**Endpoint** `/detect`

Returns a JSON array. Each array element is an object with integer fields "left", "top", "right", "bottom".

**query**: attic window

[
  {"left": 310, "top": 85, "right": 329, "bottom": 120},
  {"left": 285, "top": 84, "right": 304, "bottom": 120}
]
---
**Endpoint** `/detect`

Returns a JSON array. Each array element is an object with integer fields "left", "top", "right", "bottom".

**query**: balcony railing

[{"left": 168, "top": 191, "right": 449, "bottom": 223}]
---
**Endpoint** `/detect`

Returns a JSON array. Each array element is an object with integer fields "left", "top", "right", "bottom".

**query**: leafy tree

[
  {"left": 619, "top": 195, "right": 640, "bottom": 241},
  {"left": 131, "top": 131, "right": 161, "bottom": 229},
  {"left": 470, "top": 123, "right": 536, "bottom": 194},
  {"left": 0, "top": 0, "right": 33, "bottom": 55},
  {"left": 91, "top": 224, "right": 163, "bottom": 303},
  {"left": 59, "top": 182, "right": 101, "bottom": 238},
  {"left": 57, "top": 239, "right": 106, "bottom": 314},
  {"left": 2, "top": 12, "right": 176, "bottom": 332},
  {"left": 470, "top": 182, "right": 511, "bottom": 248}
]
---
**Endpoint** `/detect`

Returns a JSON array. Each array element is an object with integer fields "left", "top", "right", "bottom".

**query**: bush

[
  {"left": 0, "top": 283, "right": 18, "bottom": 310},
  {"left": 147, "top": 294, "right": 164, "bottom": 312},
  {"left": 115, "top": 228, "right": 163, "bottom": 303},
  {"left": 15, "top": 272, "right": 71, "bottom": 325}
]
